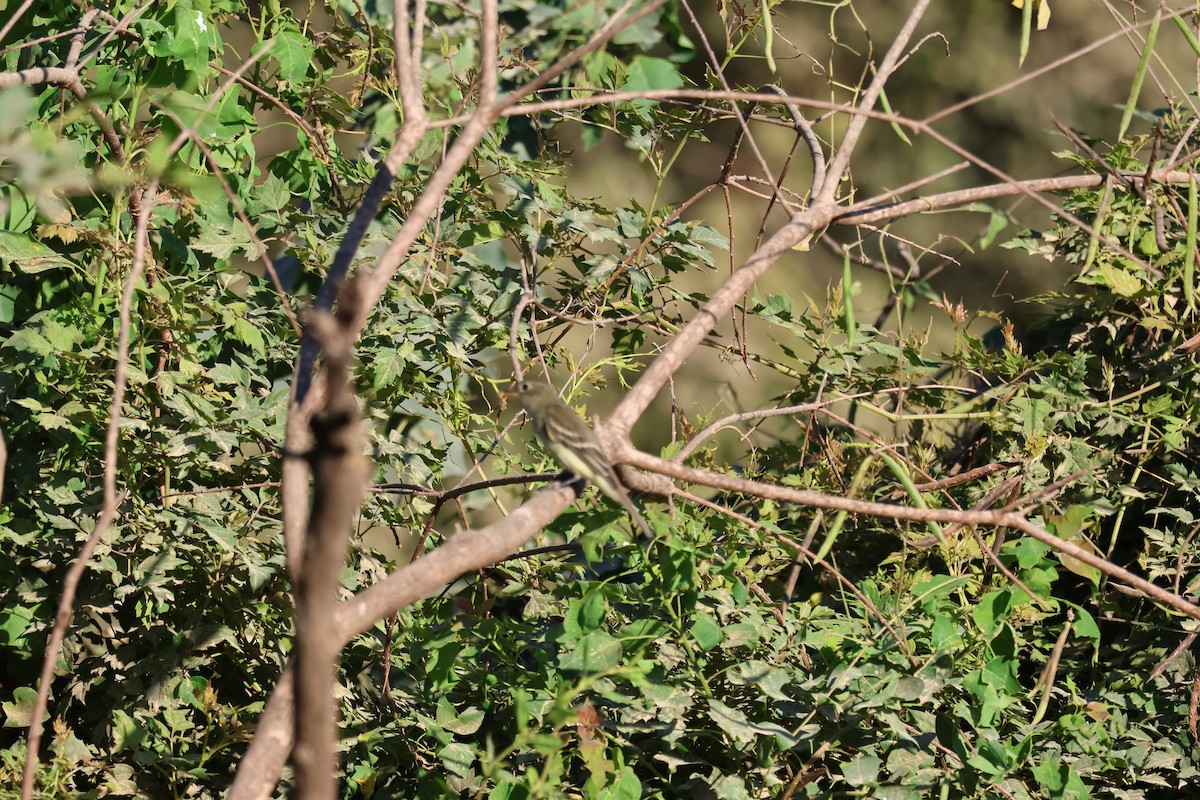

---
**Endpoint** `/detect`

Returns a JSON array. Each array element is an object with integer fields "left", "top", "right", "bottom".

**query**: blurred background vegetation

[{"left": 554, "top": 1, "right": 1199, "bottom": 456}]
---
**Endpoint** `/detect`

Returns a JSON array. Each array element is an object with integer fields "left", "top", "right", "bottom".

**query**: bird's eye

[{"left": 518, "top": 381, "right": 529, "bottom": 392}]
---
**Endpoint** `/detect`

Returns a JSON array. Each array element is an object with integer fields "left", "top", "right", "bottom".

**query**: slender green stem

[
  {"left": 1117, "top": 7, "right": 1160, "bottom": 140},
  {"left": 759, "top": 0, "right": 776, "bottom": 73},
  {"left": 879, "top": 452, "right": 944, "bottom": 545},
  {"left": 1173, "top": 14, "right": 1200, "bottom": 57},
  {"left": 815, "top": 455, "right": 875, "bottom": 561},
  {"left": 1186, "top": 177, "right": 1196, "bottom": 310},
  {"left": 841, "top": 250, "right": 856, "bottom": 346}
]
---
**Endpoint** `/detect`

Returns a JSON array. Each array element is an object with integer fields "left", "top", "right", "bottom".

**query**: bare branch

[
  {"left": 20, "top": 54, "right": 260, "bottom": 799},
  {"left": 754, "top": 83, "right": 827, "bottom": 200},
  {"left": 18, "top": 182, "right": 150, "bottom": 797},
  {"left": 226, "top": 483, "right": 578, "bottom": 800},
  {"left": 673, "top": 386, "right": 977, "bottom": 463},
  {"left": 608, "top": 207, "right": 831, "bottom": 433},
  {"left": 818, "top": 0, "right": 935, "bottom": 204},
  {"left": 292, "top": 282, "right": 370, "bottom": 800},
  {"left": 836, "top": 169, "right": 1200, "bottom": 226},
  {"left": 619, "top": 448, "right": 1200, "bottom": 623}
]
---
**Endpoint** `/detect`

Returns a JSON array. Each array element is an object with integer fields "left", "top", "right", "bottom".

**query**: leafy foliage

[{"left": 1, "top": 2, "right": 1198, "bottom": 799}]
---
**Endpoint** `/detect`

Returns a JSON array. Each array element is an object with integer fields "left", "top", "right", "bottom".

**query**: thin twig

[
  {"left": 0, "top": 0, "right": 37, "bottom": 44},
  {"left": 910, "top": 462, "right": 1018, "bottom": 493},
  {"left": 620, "top": 448, "right": 1200, "bottom": 623},
  {"left": 1149, "top": 627, "right": 1200, "bottom": 683},
  {"left": 20, "top": 54, "right": 260, "bottom": 800},
  {"left": 18, "top": 174, "right": 149, "bottom": 795},
  {"left": 836, "top": 169, "right": 1200, "bottom": 226},
  {"left": 817, "top": 0, "right": 935, "bottom": 204}
]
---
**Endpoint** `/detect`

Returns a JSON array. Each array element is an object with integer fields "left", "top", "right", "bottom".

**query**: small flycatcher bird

[{"left": 506, "top": 379, "right": 653, "bottom": 538}]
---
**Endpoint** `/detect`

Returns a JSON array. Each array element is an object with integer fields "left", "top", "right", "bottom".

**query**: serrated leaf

[
  {"left": 1097, "top": 262, "right": 1143, "bottom": 297},
  {"left": 267, "top": 30, "right": 313, "bottom": 84},
  {"left": 0, "top": 231, "right": 77, "bottom": 273},
  {"left": 194, "top": 222, "right": 255, "bottom": 261},
  {"left": 252, "top": 173, "right": 292, "bottom": 214},
  {"left": 2, "top": 686, "right": 40, "bottom": 728},
  {"left": 372, "top": 346, "right": 410, "bottom": 390},
  {"left": 36, "top": 222, "right": 82, "bottom": 244},
  {"left": 231, "top": 318, "right": 265, "bottom": 355}
]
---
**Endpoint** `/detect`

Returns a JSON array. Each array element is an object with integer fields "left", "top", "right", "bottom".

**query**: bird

[{"left": 505, "top": 379, "right": 653, "bottom": 538}]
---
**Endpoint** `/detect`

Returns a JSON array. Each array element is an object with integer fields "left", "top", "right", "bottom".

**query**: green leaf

[
  {"left": 151, "top": 3, "right": 216, "bottom": 77},
  {"left": 979, "top": 206, "right": 1011, "bottom": 249},
  {"left": 705, "top": 699, "right": 796, "bottom": 746},
  {"left": 110, "top": 709, "right": 147, "bottom": 749},
  {"left": 599, "top": 767, "right": 642, "bottom": 800},
  {"left": 912, "top": 574, "right": 969, "bottom": 609},
  {"left": 2, "top": 686, "right": 41, "bottom": 728},
  {"left": 935, "top": 714, "right": 969, "bottom": 760},
  {"left": 205, "top": 525, "right": 239, "bottom": 553},
  {"left": 1096, "top": 261, "right": 1143, "bottom": 297},
  {"left": 707, "top": 698, "right": 754, "bottom": 744},
  {"left": 1068, "top": 604, "right": 1101, "bottom": 649},
  {"left": 0, "top": 603, "right": 36, "bottom": 646},
  {"left": 966, "top": 737, "right": 1013, "bottom": 775},
  {"left": 439, "top": 742, "right": 475, "bottom": 777},
  {"left": 437, "top": 697, "right": 485, "bottom": 735},
  {"left": 1031, "top": 760, "right": 1089, "bottom": 800},
  {"left": 194, "top": 221, "right": 255, "bottom": 261},
  {"left": 972, "top": 590, "right": 1012, "bottom": 638},
  {"left": 689, "top": 611, "right": 723, "bottom": 651},
  {"left": 268, "top": 30, "right": 314, "bottom": 85},
  {"left": 372, "top": 345, "right": 411, "bottom": 391},
  {"left": 489, "top": 783, "right": 531, "bottom": 800},
  {"left": 559, "top": 630, "right": 621, "bottom": 672},
  {"left": 1008, "top": 537, "right": 1051, "bottom": 569},
  {"left": 231, "top": 318, "right": 265, "bottom": 355},
  {"left": 841, "top": 753, "right": 882, "bottom": 787},
  {"left": 0, "top": 231, "right": 77, "bottom": 273},
  {"left": 619, "top": 56, "right": 684, "bottom": 98},
  {"left": 251, "top": 173, "right": 293, "bottom": 214},
  {"left": 458, "top": 220, "right": 507, "bottom": 247}
]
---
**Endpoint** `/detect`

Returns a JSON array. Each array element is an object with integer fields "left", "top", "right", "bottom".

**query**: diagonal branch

[
  {"left": 617, "top": 448, "right": 1200, "bottom": 622},
  {"left": 817, "top": 0, "right": 934, "bottom": 204},
  {"left": 19, "top": 54, "right": 263, "bottom": 800}
]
